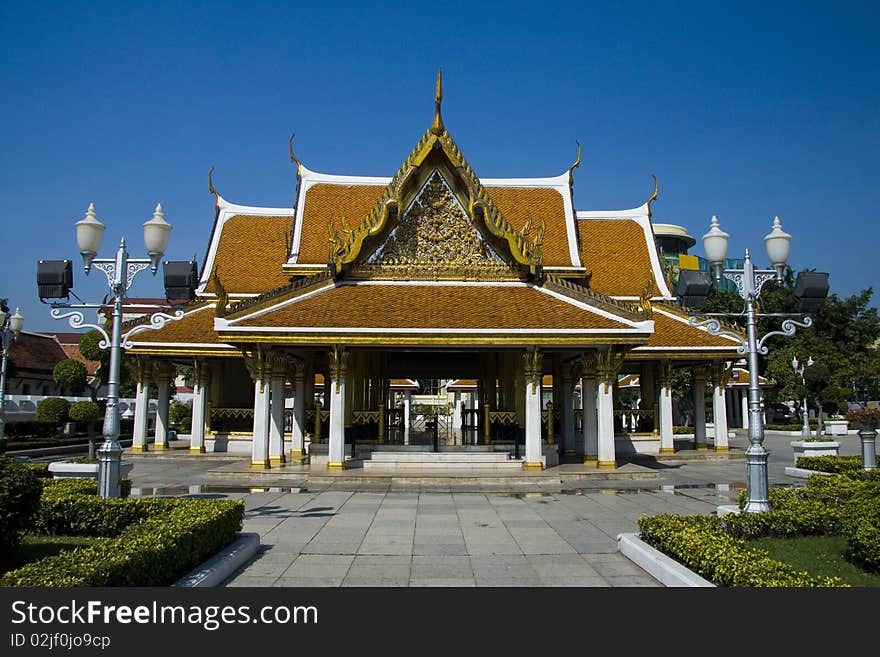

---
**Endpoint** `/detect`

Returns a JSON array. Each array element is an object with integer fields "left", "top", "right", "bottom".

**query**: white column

[
  {"left": 693, "top": 368, "right": 708, "bottom": 450},
  {"left": 523, "top": 350, "right": 544, "bottom": 470},
  {"left": 251, "top": 376, "right": 271, "bottom": 469},
  {"left": 658, "top": 363, "right": 674, "bottom": 454},
  {"left": 596, "top": 374, "right": 616, "bottom": 469},
  {"left": 582, "top": 376, "right": 598, "bottom": 462},
  {"left": 452, "top": 391, "right": 462, "bottom": 430},
  {"left": 328, "top": 349, "right": 349, "bottom": 470},
  {"left": 562, "top": 373, "right": 574, "bottom": 456},
  {"left": 713, "top": 363, "right": 730, "bottom": 451},
  {"left": 132, "top": 378, "right": 150, "bottom": 453},
  {"left": 153, "top": 367, "right": 171, "bottom": 450},
  {"left": 290, "top": 365, "right": 306, "bottom": 460},
  {"left": 269, "top": 373, "right": 285, "bottom": 466},
  {"left": 741, "top": 391, "right": 749, "bottom": 431},
  {"left": 403, "top": 390, "right": 411, "bottom": 445},
  {"left": 190, "top": 360, "right": 208, "bottom": 453}
]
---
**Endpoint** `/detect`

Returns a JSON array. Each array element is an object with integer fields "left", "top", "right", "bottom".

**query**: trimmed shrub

[
  {"left": 638, "top": 514, "right": 845, "bottom": 587},
  {"left": 797, "top": 455, "right": 863, "bottom": 474},
  {"left": 3, "top": 422, "right": 58, "bottom": 439},
  {"left": 23, "top": 463, "right": 51, "bottom": 479},
  {"left": 35, "top": 398, "right": 70, "bottom": 428},
  {"left": 840, "top": 483, "right": 880, "bottom": 572},
  {"left": 1, "top": 494, "right": 244, "bottom": 586},
  {"left": 53, "top": 359, "right": 87, "bottom": 391},
  {"left": 69, "top": 401, "right": 101, "bottom": 424},
  {"left": 0, "top": 456, "right": 44, "bottom": 563},
  {"left": 169, "top": 399, "right": 192, "bottom": 431}
]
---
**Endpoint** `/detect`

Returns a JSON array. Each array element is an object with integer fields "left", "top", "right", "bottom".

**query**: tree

[
  {"left": 69, "top": 400, "right": 102, "bottom": 459},
  {"left": 168, "top": 399, "right": 192, "bottom": 432},
  {"left": 35, "top": 397, "right": 70, "bottom": 435},
  {"left": 52, "top": 359, "right": 87, "bottom": 395},
  {"left": 763, "top": 287, "right": 880, "bottom": 436}
]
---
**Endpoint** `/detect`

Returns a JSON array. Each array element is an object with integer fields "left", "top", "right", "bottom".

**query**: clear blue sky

[{"left": 2, "top": 0, "right": 877, "bottom": 332}]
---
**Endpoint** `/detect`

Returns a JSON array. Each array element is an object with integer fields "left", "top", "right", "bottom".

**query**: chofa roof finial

[
  {"left": 289, "top": 132, "right": 302, "bottom": 176},
  {"left": 208, "top": 166, "right": 219, "bottom": 201},
  {"left": 431, "top": 68, "right": 445, "bottom": 136},
  {"left": 568, "top": 140, "right": 582, "bottom": 188},
  {"left": 646, "top": 174, "right": 659, "bottom": 219}
]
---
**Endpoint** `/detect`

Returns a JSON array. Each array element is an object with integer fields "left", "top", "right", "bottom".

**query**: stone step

[
  {"left": 366, "top": 451, "right": 514, "bottom": 463},
  {"left": 363, "top": 460, "right": 525, "bottom": 471}
]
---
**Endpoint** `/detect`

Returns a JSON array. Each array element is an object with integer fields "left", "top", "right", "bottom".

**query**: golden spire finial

[
  {"left": 431, "top": 68, "right": 445, "bottom": 136},
  {"left": 289, "top": 132, "right": 302, "bottom": 175},
  {"left": 646, "top": 174, "right": 659, "bottom": 219},
  {"left": 568, "top": 140, "right": 582, "bottom": 187}
]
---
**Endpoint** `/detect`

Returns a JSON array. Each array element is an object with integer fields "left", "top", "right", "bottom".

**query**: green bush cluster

[
  {"left": 1, "top": 497, "right": 244, "bottom": 586},
  {"left": 637, "top": 514, "right": 844, "bottom": 587},
  {"left": 650, "top": 472, "right": 880, "bottom": 585},
  {"left": 2, "top": 422, "right": 60, "bottom": 439},
  {"left": 797, "top": 455, "right": 865, "bottom": 473},
  {"left": 23, "top": 462, "right": 51, "bottom": 478},
  {"left": 0, "top": 456, "right": 44, "bottom": 563},
  {"left": 840, "top": 483, "right": 880, "bottom": 572},
  {"left": 35, "top": 398, "right": 71, "bottom": 427}
]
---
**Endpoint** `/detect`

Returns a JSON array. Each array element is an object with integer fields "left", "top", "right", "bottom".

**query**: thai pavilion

[{"left": 125, "top": 72, "right": 742, "bottom": 472}]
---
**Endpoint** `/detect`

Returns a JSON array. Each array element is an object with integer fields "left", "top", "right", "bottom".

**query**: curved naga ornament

[{"left": 121, "top": 310, "right": 185, "bottom": 348}]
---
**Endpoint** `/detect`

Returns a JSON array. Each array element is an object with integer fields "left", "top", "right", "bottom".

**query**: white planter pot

[
  {"left": 824, "top": 420, "right": 849, "bottom": 436},
  {"left": 790, "top": 440, "right": 841, "bottom": 465}
]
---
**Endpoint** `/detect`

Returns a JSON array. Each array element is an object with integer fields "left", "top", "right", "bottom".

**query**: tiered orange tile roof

[
  {"left": 129, "top": 304, "right": 229, "bottom": 349},
  {"left": 204, "top": 214, "right": 292, "bottom": 294},
  {"left": 577, "top": 218, "right": 657, "bottom": 297}
]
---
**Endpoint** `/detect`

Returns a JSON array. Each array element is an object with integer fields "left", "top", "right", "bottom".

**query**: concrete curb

[
  {"left": 173, "top": 533, "right": 261, "bottom": 587},
  {"left": 784, "top": 466, "right": 833, "bottom": 479},
  {"left": 617, "top": 533, "right": 715, "bottom": 587}
]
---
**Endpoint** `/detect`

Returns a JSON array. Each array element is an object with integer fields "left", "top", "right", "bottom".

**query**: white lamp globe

[
  {"left": 9, "top": 308, "right": 24, "bottom": 334},
  {"left": 701, "top": 215, "right": 729, "bottom": 266},
  {"left": 75, "top": 203, "right": 105, "bottom": 258},
  {"left": 143, "top": 203, "right": 172, "bottom": 257},
  {"left": 764, "top": 216, "right": 791, "bottom": 268}
]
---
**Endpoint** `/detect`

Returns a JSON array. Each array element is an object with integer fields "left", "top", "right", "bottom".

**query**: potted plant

[{"left": 845, "top": 406, "right": 879, "bottom": 471}]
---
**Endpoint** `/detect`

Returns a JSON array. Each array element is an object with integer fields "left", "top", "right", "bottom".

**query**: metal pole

[
  {"left": 801, "top": 394, "right": 810, "bottom": 437},
  {"left": 743, "top": 254, "right": 771, "bottom": 513},
  {"left": 97, "top": 239, "right": 127, "bottom": 499},
  {"left": 0, "top": 323, "right": 10, "bottom": 441},
  {"left": 858, "top": 429, "right": 877, "bottom": 471}
]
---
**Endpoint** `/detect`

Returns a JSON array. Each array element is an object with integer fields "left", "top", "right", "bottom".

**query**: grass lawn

[
  {"left": 749, "top": 535, "right": 880, "bottom": 587},
  {"left": 5, "top": 535, "right": 100, "bottom": 574}
]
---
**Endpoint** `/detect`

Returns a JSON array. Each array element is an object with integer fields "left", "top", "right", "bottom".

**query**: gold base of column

[
  {"left": 696, "top": 445, "right": 709, "bottom": 451},
  {"left": 289, "top": 449, "right": 304, "bottom": 458},
  {"left": 269, "top": 456, "right": 285, "bottom": 465},
  {"left": 522, "top": 461, "right": 544, "bottom": 471},
  {"left": 714, "top": 446, "right": 730, "bottom": 452},
  {"left": 131, "top": 445, "right": 148, "bottom": 453},
  {"left": 583, "top": 456, "right": 598, "bottom": 464},
  {"left": 189, "top": 446, "right": 206, "bottom": 454},
  {"left": 327, "top": 462, "right": 346, "bottom": 471},
  {"left": 250, "top": 460, "right": 270, "bottom": 470},
  {"left": 659, "top": 447, "right": 675, "bottom": 454},
  {"left": 597, "top": 460, "right": 617, "bottom": 470},
  {"left": 153, "top": 443, "right": 167, "bottom": 450}
]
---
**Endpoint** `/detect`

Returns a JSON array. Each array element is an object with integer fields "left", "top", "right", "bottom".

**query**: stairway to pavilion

[{"left": 361, "top": 450, "right": 524, "bottom": 471}]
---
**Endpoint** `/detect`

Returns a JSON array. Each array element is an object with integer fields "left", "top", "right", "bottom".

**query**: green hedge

[
  {"left": 1, "top": 491, "right": 244, "bottom": 587},
  {"left": 797, "top": 455, "right": 865, "bottom": 473},
  {"left": 637, "top": 514, "right": 845, "bottom": 587},
  {"left": 840, "top": 483, "right": 880, "bottom": 572},
  {"left": 0, "top": 457, "right": 43, "bottom": 563}
]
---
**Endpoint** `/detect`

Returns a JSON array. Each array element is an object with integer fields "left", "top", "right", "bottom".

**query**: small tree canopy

[
  {"left": 69, "top": 400, "right": 102, "bottom": 423},
  {"left": 53, "top": 359, "right": 87, "bottom": 390},
  {"left": 36, "top": 397, "right": 70, "bottom": 426}
]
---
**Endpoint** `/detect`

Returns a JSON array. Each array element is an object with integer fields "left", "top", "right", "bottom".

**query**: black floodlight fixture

[
  {"left": 37, "top": 259, "right": 73, "bottom": 301},
  {"left": 793, "top": 270, "right": 829, "bottom": 313},
  {"left": 675, "top": 269, "right": 713, "bottom": 310},
  {"left": 163, "top": 258, "right": 199, "bottom": 301}
]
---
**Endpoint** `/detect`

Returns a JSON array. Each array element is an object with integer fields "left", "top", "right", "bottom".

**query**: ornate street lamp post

[
  {"left": 39, "top": 203, "right": 183, "bottom": 498},
  {"left": 688, "top": 216, "right": 827, "bottom": 513},
  {"left": 791, "top": 355, "right": 814, "bottom": 437},
  {"left": 0, "top": 301, "right": 25, "bottom": 441}
]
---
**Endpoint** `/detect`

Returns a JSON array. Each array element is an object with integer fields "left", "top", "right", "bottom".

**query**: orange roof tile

[
  {"left": 643, "top": 309, "right": 742, "bottom": 349},
  {"left": 578, "top": 219, "right": 657, "bottom": 297},
  {"left": 230, "top": 283, "right": 636, "bottom": 331},
  {"left": 130, "top": 304, "right": 226, "bottom": 347},
  {"left": 296, "top": 184, "right": 385, "bottom": 264},
  {"left": 204, "top": 214, "right": 293, "bottom": 294},
  {"left": 485, "top": 187, "right": 572, "bottom": 267}
]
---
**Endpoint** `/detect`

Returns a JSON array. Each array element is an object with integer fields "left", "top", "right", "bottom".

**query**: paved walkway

[{"left": 41, "top": 429, "right": 869, "bottom": 587}]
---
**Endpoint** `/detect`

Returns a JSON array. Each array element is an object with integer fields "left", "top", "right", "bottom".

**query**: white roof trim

[
  {"left": 197, "top": 197, "right": 295, "bottom": 295},
  {"left": 652, "top": 306, "right": 744, "bottom": 345},
  {"left": 576, "top": 206, "right": 674, "bottom": 300},
  {"left": 215, "top": 324, "right": 650, "bottom": 336}
]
